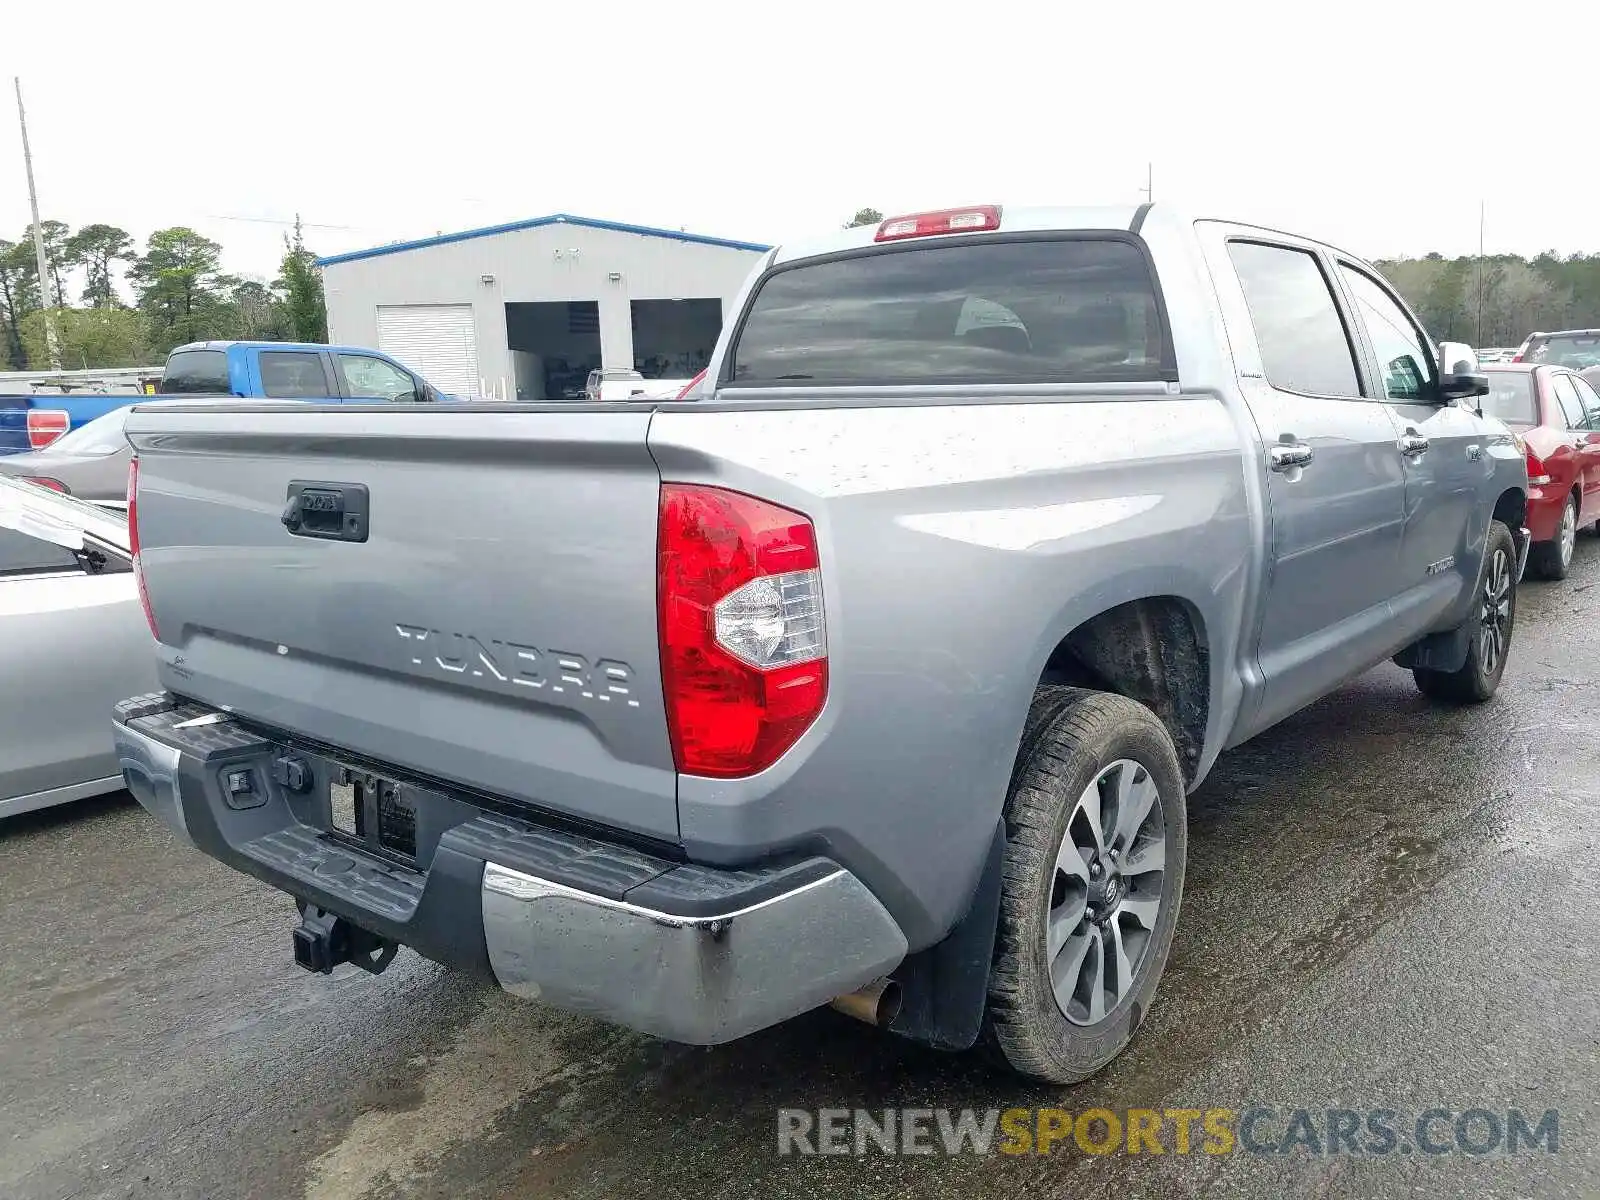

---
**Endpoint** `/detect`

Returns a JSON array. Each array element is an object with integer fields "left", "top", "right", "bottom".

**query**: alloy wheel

[
  {"left": 1046, "top": 758, "right": 1167, "bottom": 1025},
  {"left": 1480, "top": 544, "right": 1513, "bottom": 675}
]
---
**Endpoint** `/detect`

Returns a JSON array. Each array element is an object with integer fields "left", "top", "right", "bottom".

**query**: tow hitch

[{"left": 292, "top": 904, "right": 399, "bottom": 975}]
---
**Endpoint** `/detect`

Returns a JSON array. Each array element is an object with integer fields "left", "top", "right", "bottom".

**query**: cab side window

[
  {"left": 1227, "top": 242, "right": 1361, "bottom": 398},
  {"left": 1338, "top": 266, "right": 1433, "bottom": 402},
  {"left": 1551, "top": 373, "right": 1586, "bottom": 429},
  {"left": 259, "top": 351, "right": 330, "bottom": 399},
  {"left": 338, "top": 354, "right": 417, "bottom": 401}
]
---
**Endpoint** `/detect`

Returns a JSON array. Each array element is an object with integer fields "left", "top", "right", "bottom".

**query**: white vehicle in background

[
  {"left": 583, "top": 369, "right": 649, "bottom": 402},
  {"left": 1512, "top": 330, "right": 1600, "bottom": 369},
  {"left": 583, "top": 369, "right": 695, "bottom": 403},
  {"left": 0, "top": 476, "right": 156, "bottom": 819}
]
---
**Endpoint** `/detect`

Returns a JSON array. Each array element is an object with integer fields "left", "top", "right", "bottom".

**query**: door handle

[
  {"left": 1398, "top": 433, "right": 1430, "bottom": 458},
  {"left": 1269, "top": 441, "right": 1314, "bottom": 472}
]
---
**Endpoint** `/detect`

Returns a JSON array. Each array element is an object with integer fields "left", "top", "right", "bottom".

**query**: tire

[
  {"left": 983, "top": 687, "right": 1187, "bottom": 1084},
  {"left": 1527, "top": 495, "right": 1577, "bottom": 581},
  {"left": 1413, "top": 519, "right": 1517, "bottom": 704}
]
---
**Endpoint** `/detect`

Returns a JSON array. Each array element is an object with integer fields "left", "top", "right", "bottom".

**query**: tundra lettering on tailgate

[{"left": 395, "top": 625, "right": 640, "bottom": 707}]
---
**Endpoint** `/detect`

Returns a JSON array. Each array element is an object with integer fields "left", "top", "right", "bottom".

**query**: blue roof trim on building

[{"left": 314, "top": 213, "right": 771, "bottom": 267}]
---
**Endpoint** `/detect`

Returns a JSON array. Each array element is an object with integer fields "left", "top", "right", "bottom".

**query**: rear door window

[
  {"left": 1570, "top": 374, "right": 1600, "bottom": 429},
  {"left": 1551, "top": 373, "right": 1586, "bottom": 429},
  {"left": 158, "top": 350, "right": 229, "bottom": 394},
  {"left": 1226, "top": 242, "right": 1360, "bottom": 398},
  {"left": 727, "top": 237, "right": 1172, "bottom": 386},
  {"left": 259, "top": 351, "right": 331, "bottom": 399}
]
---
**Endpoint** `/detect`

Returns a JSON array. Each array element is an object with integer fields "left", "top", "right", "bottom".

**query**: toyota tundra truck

[{"left": 110, "top": 205, "right": 1527, "bottom": 1083}]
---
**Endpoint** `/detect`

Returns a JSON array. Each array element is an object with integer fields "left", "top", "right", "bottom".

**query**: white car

[
  {"left": 581, "top": 370, "right": 695, "bottom": 403},
  {"left": 0, "top": 475, "right": 156, "bottom": 818}
]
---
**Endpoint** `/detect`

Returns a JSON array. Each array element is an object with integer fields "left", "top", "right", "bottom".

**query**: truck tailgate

[{"left": 124, "top": 404, "right": 679, "bottom": 841}]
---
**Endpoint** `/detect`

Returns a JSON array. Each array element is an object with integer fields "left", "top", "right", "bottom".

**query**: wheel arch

[
  {"left": 1493, "top": 485, "right": 1527, "bottom": 532},
  {"left": 1030, "top": 583, "right": 1218, "bottom": 786}
]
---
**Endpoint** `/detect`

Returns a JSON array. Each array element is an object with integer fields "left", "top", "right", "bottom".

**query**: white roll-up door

[{"left": 376, "top": 305, "right": 480, "bottom": 397}]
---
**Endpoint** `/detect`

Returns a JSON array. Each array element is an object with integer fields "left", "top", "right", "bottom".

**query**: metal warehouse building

[{"left": 316, "top": 214, "right": 770, "bottom": 401}]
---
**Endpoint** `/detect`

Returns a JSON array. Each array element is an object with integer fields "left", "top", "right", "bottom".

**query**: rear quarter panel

[
  {"left": 1523, "top": 421, "right": 1579, "bottom": 541},
  {"left": 649, "top": 393, "right": 1253, "bottom": 947},
  {"left": 0, "top": 572, "right": 154, "bottom": 805}
]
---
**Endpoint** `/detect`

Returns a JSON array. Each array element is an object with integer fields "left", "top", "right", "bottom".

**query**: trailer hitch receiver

[{"left": 292, "top": 905, "right": 399, "bottom": 975}]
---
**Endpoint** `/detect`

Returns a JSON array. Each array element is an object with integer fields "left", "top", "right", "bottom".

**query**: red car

[{"left": 1481, "top": 363, "right": 1600, "bottom": 579}]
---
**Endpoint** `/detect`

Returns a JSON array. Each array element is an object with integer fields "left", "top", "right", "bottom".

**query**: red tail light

[
  {"left": 675, "top": 368, "right": 707, "bottom": 400},
  {"left": 127, "top": 458, "right": 159, "bottom": 639},
  {"left": 658, "top": 484, "right": 827, "bottom": 777},
  {"left": 26, "top": 409, "right": 69, "bottom": 449},
  {"left": 22, "top": 476, "right": 67, "bottom": 493},
  {"left": 875, "top": 205, "right": 1002, "bottom": 242},
  {"left": 1526, "top": 445, "right": 1551, "bottom": 486},
  {"left": 1510, "top": 354, "right": 1524, "bottom": 363}
]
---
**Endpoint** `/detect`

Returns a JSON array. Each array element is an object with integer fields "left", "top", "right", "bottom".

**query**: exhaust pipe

[{"left": 831, "top": 977, "right": 902, "bottom": 1027}]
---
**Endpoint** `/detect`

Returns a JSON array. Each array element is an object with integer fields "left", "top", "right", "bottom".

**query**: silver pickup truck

[{"left": 111, "top": 204, "right": 1527, "bottom": 1083}]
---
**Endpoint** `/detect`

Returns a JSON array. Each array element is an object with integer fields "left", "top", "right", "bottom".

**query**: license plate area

[{"left": 328, "top": 766, "right": 417, "bottom": 860}]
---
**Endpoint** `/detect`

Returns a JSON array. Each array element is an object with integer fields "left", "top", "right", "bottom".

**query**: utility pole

[
  {"left": 1476, "top": 200, "right": 1485, "bottom": 347},
  {"left": 14, "top": 77, "right": 61, "bottom": 371}
]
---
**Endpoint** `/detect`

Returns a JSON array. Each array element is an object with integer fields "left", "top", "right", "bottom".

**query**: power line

[{"left": 203, "top": 213, "right": 356, "bottom": 231}]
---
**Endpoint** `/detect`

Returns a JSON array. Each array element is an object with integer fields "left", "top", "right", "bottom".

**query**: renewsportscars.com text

[{"left": 777, "top": 1106, "right": 1561, "bottom": 1157}]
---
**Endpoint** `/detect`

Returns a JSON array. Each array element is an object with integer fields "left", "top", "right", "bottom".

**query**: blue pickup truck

[
  {"left": 159, "top": 340, "right": 456, "bottom": 404},
  {"left": 1, "top": 341, "right": 455, "bottom": 455}
]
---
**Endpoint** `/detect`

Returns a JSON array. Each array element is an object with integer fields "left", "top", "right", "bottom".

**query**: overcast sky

[{"left": 3, "top": 0, "right": 1593, "bottom": 283}]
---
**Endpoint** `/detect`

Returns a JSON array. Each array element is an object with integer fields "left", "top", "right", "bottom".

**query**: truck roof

[
  {"left": 766, "top": 204, "right": 1362, "bottom": 268},
  {"left": 167, "top": 340, "right": 390, "bottom": 357},
  {"left": 770, "top": 205, "right": 1146, "bottom": 266}
]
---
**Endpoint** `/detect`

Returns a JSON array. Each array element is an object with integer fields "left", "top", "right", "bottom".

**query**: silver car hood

[{"left": 0, "top": 474, "right": 130, "bottom": 559}]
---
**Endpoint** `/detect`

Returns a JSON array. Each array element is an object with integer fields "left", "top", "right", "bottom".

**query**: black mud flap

[
  {"left": 886, "top": 821, "right": 1005, "bottom": 1052},
  {"left": 1392, "top": 623, "right": 1473, "bottom": 673}
]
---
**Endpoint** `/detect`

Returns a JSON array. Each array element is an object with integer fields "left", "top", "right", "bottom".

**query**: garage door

[{"left": 376, "top": 305, "right": 481, "bottom": 397}]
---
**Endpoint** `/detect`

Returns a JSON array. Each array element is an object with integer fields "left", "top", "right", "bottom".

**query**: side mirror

[{"left": 1436, "top": 340, "right": 1489, "bottom": 402}]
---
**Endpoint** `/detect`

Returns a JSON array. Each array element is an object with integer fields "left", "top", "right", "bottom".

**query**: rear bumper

[
  {"left": 112, "top": 694, "right": 906, "bottom": 1044},
  {"left": 1525, "top": 486, "right": 1566, "bottom": 543}
]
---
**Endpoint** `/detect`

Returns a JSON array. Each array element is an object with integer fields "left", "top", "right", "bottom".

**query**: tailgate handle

[{"left": 281, "top": 480, "right": 370, "bottom": 543}]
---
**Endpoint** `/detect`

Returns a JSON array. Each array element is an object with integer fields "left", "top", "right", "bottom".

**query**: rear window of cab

[
  {"left": 1480, "top": 372, "right": 1538, "bottom": 425},
  {"left": 726, "top": 236, "right": 1174, "bottom": 387},
  {"left": 158, "top": 350, "right": 230, "bottom": 394}
]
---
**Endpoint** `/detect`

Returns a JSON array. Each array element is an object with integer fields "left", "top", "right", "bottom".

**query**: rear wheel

[
  {"left": 1413, "top": 520, "right": 1517, "bottom": 703},
  {"left": 1528, "top": 495, "right": 1577, "bottom": 580},
  {"left": 983, "top": 688, "right": 1186, "bottom": 1084}
]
